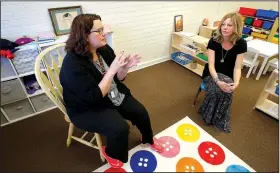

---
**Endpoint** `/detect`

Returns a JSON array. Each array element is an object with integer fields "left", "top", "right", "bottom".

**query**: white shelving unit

[
  {"left": 170, "top": 32, "right": 210, "bottom": 76},
  {"left": 1, "top": 32, "right": 114, "bottom": 127},
  {"left": 254, "top": 69, "right": 279, "bottom": 120}
]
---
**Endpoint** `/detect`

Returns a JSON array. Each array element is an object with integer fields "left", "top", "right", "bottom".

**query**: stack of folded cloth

[{"left": 37, "top": 32, "right": 56, "bottom": 44}]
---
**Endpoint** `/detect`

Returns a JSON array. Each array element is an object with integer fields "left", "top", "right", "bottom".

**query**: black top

[
  {"left": 59, "top": 44, "right": 131, "bottom": 118},
  {"left": 202, "top": 37, "right": 247, "bottom": 79}
]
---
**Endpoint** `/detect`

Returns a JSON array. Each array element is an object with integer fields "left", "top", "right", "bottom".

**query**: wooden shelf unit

[
  {"left": 254, "top": 69, "right": 279, "bottom": 120},
  {"left": 199, "top": 26, "right": 218, "bottom": 39},
  {"left": 241, "top": 13, "right": 279, "bottom": 43},
  {"left": 170, "top": 32, "right": 209, "bottom": 76}
]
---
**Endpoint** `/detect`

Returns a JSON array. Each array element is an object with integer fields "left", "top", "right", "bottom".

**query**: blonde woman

[{"left": 199, "top": 12, "right": 247, "bottom": 133}]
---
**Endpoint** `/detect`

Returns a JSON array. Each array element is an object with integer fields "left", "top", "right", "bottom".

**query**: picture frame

[
  {"left": 48, "top": 6, "right": 83, "bottom": 36},
  {"left": 174, "top": 15, "right": 183, "bottom": 32}
]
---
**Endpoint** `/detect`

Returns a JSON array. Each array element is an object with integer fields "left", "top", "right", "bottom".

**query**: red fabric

[{"left": 0, "top": 50, "right": 14, "bottom": 59}]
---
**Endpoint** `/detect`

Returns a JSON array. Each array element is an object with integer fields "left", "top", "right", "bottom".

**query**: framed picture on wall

[
  {"left": 48, "top": 6, "right": 83, "bottom": 36},
  {"left": 174, "top": 15, "right": 183, "bottom": 32}
]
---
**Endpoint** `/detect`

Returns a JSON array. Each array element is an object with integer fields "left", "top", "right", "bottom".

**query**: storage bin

[
  {"left": 256, "top": 9, "right": 279, "bottom": 20},
  {"left": 1, "top": 79, "right": 27, "bottom": 105},
  {"left": 244, "top": 17, "right": 254, "bottom": 25},
  {"left": 242, "top": 27, "right": 252, "bottom": 35},
  {"left": 262, "top": 21, "right": 273, "bottom": 30},
  {"left": 2, "top": 99, "right": 34, "bottom": 120},
  {"left": 251, "top": 32, "right": 268, "bottom": 39},
  {"left": 11, "top": 43, "right": 44, "bottom": 75},
  {"left": 171, "top": 52, "right": 193, "bottom": 66},
  {"left": 253, "top": 19, "right": 263, "bottom": 27},
  {"left": 272, "top": 37, "right": 278, "bottom": 44},
  {"left": 239, "top": 7, "right": 257, "bottom": 16},
  {"left": 242, "top": 35, "right": 249, "bottom": 39},
  {"left": 30, "top": 93, "right": 55, "bottom": 112},
  {"left": 1, "top": 57, "right": 16, "bottom": 79}
]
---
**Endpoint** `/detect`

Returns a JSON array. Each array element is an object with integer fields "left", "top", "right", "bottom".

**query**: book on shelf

[
  {"left": 36, "top": 32, "right": 56, "bottom": 43},
  {"left": 36, "top": 39, "right": 56, "bottom": 44}
]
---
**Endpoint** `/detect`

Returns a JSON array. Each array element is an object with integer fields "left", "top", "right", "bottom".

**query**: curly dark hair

[{"left": 65, "top": 13, "right": 101, "bottom": 57}]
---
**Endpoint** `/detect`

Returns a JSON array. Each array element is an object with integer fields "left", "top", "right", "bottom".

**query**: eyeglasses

[{"left": 90, "top": 28, "right": 104, "bottom": 35}]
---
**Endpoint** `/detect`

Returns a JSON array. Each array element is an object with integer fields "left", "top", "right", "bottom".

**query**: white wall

[{"left": 1, "top": 1, "right": 278, "bottom": 65}]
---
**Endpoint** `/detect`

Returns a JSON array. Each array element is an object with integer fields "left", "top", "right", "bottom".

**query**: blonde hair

[{"left": 214, "top": 12, "right": 243, "bottom": 45}]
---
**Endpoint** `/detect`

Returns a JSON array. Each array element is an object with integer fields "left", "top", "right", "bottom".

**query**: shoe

[
  {"left": 101, "top": 146, "right": 124, "bottom": 168},
  {"left": 140, "top": 136, "right": 164, "bottom": 153}
]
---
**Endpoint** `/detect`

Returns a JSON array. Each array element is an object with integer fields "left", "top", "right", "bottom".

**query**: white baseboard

[{"left": 128, "top": 56, "right": 170, "bottom": 73}]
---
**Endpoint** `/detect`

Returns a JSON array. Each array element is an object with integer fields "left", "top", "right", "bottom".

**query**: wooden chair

[
  {"left": 34, "top": 43, "right": 105, "bottom": 162},
  {"left": 193, "top": 81, "right": 206, "bottom": 107},
  {"left": 242, "top": 47, "right": 260, "bottom": 78},
  {"left": 263, "top": 58, "right": 279, "bottom": 75}
]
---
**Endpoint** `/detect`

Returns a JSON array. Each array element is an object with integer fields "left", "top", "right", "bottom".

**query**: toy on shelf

[
  {"left": 275, "top": 84, "right": 279, "bottom": 95},
  {"left": 202, "top": 18, "right": 209, "bottom": 26},
  {"left": 180, "top": 43, "right": 201, "bottom": 54},
  {"left": 196, "top": 53, "right": 208, "bottom": 62}
]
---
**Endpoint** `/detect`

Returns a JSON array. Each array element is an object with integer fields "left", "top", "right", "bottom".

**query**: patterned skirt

[{"left": 198, "top": 73, "right": 233, "bottom": 133}]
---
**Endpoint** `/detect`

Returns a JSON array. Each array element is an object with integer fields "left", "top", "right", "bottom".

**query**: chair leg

[
  {"left": 253, "top": 62, "right": 259, "bottom": 74},
  {"left": 193, "top": 87, "right": 202, "bottom": 107},
  {"left": 246, "top": 65, "right": 254, "bottom": 78},
  {"left": 95, "top": 133, "right": 105, "bottom": 162},
  {"left": 263, "top": 63, "right": 270, "bottom": 74},
  {"left": 67, "top": 123, "right": 74, "bottom": 147}
]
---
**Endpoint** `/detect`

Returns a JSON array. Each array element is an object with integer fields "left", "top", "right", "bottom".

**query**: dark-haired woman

[{"left": 59, "top": 14, "right": 163, "bottom": 168}]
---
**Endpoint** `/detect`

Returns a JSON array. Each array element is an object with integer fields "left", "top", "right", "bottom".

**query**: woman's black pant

[{"left": 71, "top": 94, "right": 154, "bottom": 163}]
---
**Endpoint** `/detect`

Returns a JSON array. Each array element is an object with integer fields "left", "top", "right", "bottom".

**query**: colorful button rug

[{"left": 93, "top": 116, "right": 255, "bottom": 172}]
